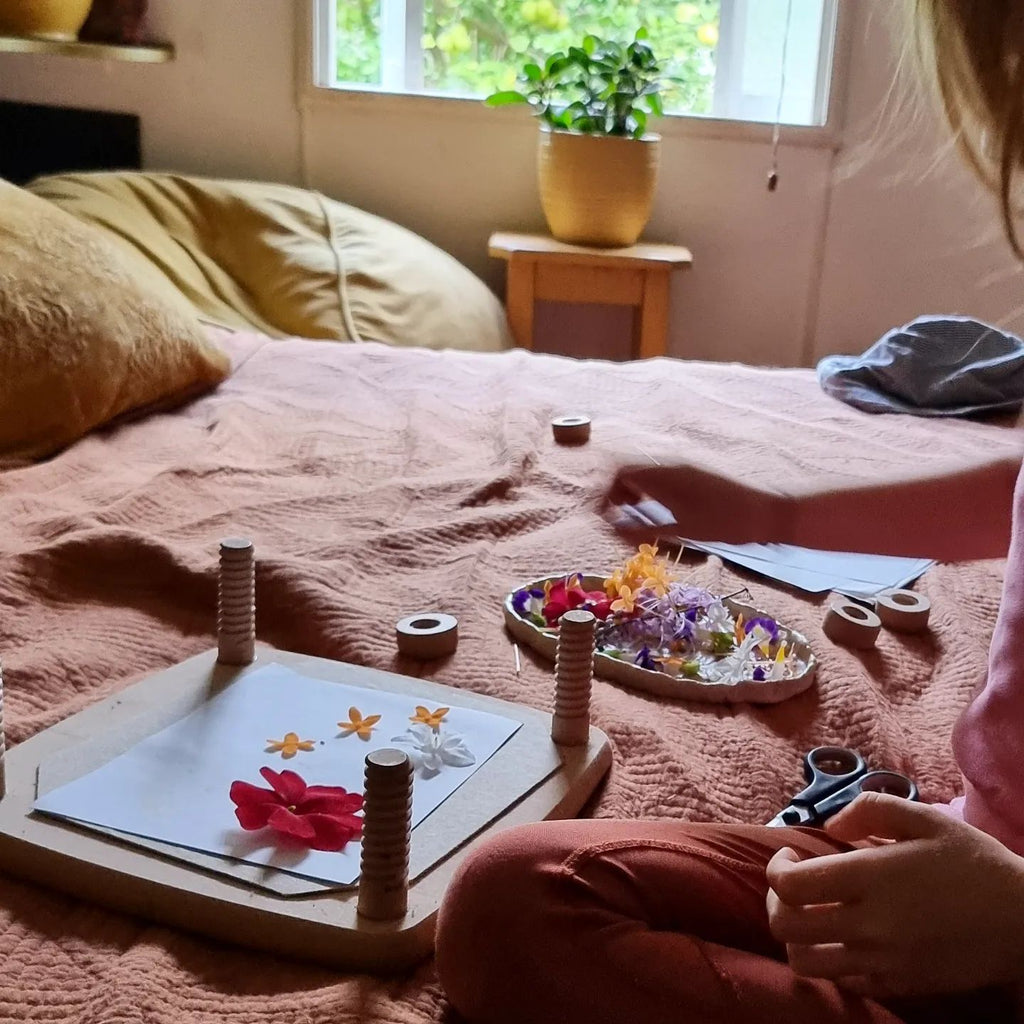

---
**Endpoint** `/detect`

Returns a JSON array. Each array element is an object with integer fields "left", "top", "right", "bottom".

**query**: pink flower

[
  {"left": 584, "top": 592, "right": 613, "bottom": 620},
  {"left": 229, "top": 767, "right": 363, "bottom": 852},
  {"left": 543, "top": 581, "right": 614, "bottom": 624},
  {"left": 542, "top": 577, "right": 590, "bottom": 624}
]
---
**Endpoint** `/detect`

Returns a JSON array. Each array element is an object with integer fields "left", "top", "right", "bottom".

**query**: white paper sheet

[
  {"left": 35, "top": 663, "right": 522, "bottom": 885},
  {"left": 685, "top": 540, "right": 933, "bottom": 597}
]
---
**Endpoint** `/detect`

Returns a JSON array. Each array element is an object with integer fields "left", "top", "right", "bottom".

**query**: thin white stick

[
  {"left": 513, "top": 644, "right": 521, "bottom": 675},
  {"left": 634, "top": 446, "right": 661, "bottom": 466}
]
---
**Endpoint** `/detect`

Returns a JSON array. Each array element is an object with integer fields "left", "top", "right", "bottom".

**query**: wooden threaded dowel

[
  {"left": 217, "top": 538, "right": 255, "bottom": 666},
  {"left": 0, "top": 661, "right": 5, "bottom": 800},
  {"left": 551, "top": 608, "right": 595, "bottom": 746},
  {"left": 357, "top": 748, "right": 413, "bottom": 921}
]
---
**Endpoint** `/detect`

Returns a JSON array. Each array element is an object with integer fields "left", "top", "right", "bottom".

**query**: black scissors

[{"left": 767, "top": 746, "right": 918, "bottom": 828}]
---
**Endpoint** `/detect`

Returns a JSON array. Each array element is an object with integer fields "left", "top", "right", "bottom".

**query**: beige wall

[
  {"left": 3, "top": 0, "right": 1023, "bottom": 365},
  {"left": 0, "top": 1, "right": 303, "bottom": 183}
]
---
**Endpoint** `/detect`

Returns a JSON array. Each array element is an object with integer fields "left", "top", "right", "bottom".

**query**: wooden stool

[{"left": 489, "top": 232, "right": 693, "bottom": 359}]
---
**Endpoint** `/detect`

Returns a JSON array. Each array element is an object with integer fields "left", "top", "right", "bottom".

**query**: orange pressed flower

[
  {"left": 610, "top": 585, "right": 638, "bottom": 614},
  {"left": 338, "top": 707, "right": 382, "bottom": 741},
  {"left": 734, "top": 613, "right": 746, "bottom": 644},
  {"left": 604, "top": 544, "right": 676, "bottom": 602},
  {"left": 640, "top": 569, "right": 672, "bottom": 597},
  {"left": 604, "top": 569, "right": 626, "bottom": 599},
  {"left": 410, "top": 705, "right": 450, "bottom": 730},
  {"left": 266, "top": 732, "right": 316, "bottom": 759}
]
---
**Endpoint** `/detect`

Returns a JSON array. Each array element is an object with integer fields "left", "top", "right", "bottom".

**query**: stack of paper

[{"left": 684, "top": 540, "right": 933, "bottom": 598}]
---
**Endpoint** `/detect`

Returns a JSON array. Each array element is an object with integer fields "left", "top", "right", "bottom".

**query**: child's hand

[
  {"left": 604, "top": 463, "right": 784, "bottom": 545},
  {"left": 766, "top": 793, "right": 1024, "bottom": 998}
]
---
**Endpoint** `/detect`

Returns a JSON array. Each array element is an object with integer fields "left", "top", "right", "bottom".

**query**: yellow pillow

[
  {"left": 0, "top": 181, "right": 230, "bottom": 461},
  {"left": 28, "top": 172, "right": 513, "bottom": 353}
]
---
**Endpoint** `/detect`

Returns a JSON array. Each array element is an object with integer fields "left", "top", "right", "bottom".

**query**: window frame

[{"left": 299, "top": 0, "right": 853, "bottom": 150}]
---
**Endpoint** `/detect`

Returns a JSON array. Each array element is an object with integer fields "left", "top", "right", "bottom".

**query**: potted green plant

[
  {"left": 0, "top": 0, "right": 94, "bottom": 40},
  {"left": 487, "top": 30, "right": 668, "bottom": 248}
]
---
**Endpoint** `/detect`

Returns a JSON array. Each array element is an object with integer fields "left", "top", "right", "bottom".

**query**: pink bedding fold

[{"left": 0, "top": 330, "right": 1016, "bottom": 1022}]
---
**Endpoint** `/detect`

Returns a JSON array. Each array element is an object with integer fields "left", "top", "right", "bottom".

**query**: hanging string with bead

[{"left": 768, "top": 0, "right": 795, "bottom": 192}]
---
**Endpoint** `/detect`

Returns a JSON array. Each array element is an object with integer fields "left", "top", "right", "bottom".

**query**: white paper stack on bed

[{"left": 684, "top": 540, "right": 933, "bottom": 599}]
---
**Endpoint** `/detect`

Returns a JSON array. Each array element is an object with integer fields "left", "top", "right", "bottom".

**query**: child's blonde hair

[{"left": 916, "top": 0, "right": 1024, "bottom": 254}]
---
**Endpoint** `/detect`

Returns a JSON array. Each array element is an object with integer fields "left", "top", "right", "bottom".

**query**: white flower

[
  {"left": 692, "top": 599, "right": 735, "bottom": 647},
  {"left": 703, "top": 599, "right": 733, "bottom": 633},
  {"left": 704, "top": 632, "right": 762, "bottom": 684},
  {"left": 391, "top": 724, "right": 476, "bottom": 777}
]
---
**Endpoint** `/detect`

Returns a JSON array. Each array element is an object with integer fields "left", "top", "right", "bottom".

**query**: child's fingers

[{"left": 604, "top": 498, "right": 678, "bottom": 537}]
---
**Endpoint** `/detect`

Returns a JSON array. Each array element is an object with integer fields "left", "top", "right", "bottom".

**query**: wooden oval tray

[{"left": 504, "top": 574, "right": 817, "bottom": 704}]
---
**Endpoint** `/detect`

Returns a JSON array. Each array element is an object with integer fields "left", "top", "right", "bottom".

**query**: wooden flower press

[{"left": 0, "top": 541, "right": 611, "bottom": 973}]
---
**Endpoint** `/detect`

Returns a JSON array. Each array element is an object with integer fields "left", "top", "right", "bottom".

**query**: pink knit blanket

[{"left": 0, "top": 330, "right": 1018, "bottom": 1022}]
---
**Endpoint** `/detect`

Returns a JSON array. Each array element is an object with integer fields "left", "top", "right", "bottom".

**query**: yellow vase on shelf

[
  {"left": 537, "top": 126, "right": 661, "bottom": 249},
  {"left": 0, "top": 0, "right": 94, "bottom": 40}
]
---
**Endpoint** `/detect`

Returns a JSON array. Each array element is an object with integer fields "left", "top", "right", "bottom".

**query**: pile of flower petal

[{"left": 511, "top": 545, "right": 808, "bottom": 685}]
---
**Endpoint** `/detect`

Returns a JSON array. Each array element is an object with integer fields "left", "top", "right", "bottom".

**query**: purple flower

[
  {"left": 745, "top": 617, "right": 779, "bottom": 642},
  {"left": 752, "top": 666, "right": 766, "bottom": 681},
  {"left": 672, "top": 619, "right": 694, "bottom": 642},
  {"left": 512, "top": 587, "right": 544, "bottom": 615},
  {"left": 634, "top": 646, "right": 657, "bottom": 671}
]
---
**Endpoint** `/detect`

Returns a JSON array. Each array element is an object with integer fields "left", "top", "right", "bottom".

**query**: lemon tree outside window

[{"left": 318, "top": 0, "right": 838, "bottom": 128}]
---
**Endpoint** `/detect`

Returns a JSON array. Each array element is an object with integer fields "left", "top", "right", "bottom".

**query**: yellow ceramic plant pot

[
  {"left": 0, "top": 0, "right": 94, "bottom": 40},
  {"left": 537, "top": 126, "right": 661, "bottom": 248}
]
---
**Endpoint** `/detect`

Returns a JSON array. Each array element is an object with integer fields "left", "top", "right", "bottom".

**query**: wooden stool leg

[
  {"left": 218, "top": 537, "right": 256, "bottom": 666},
  {"left": 357, "top": 748, "right": 414, "bottom": 921},
  {"left": 505, "top": 259, "right": 536, "bottom": 350},
  {"left": 635, "top": 269, "right": 671, "bottom": 359},
  {"left": 551, "top": 609, "right": 595, "bottom": 746}
]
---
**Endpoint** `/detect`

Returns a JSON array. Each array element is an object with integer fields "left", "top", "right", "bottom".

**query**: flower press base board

[{"left": 0, "top": 645, "right": 612, "bottom": 974}]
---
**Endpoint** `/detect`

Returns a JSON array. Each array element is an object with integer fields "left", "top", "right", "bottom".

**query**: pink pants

[{"left": 435, "top": 819, "right": 1013, "bottom": 1024}]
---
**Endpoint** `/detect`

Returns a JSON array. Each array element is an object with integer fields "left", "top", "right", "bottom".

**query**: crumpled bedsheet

[{"left": 0, "top": 330, "right": 1018, "bottom": 1022}]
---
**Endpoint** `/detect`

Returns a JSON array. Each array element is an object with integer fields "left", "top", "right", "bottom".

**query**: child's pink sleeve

[{"left": 942, "top": 460, "right": 1024, "bottom": 853}]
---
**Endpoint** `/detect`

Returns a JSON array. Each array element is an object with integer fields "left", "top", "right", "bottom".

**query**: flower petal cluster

[
  {"left": 391, "top": 724, "right": 477, "bottom": 777},
  {"left": 509, "top": 547, "right": 808, "bottom": 686},
  {"left": 229, "top": 767, "right": 363, "bottom": 851}
]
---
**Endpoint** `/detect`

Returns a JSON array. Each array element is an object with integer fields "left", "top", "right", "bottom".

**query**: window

[{"left": 315, "top": 0, "right": 839, "bottom": 128}]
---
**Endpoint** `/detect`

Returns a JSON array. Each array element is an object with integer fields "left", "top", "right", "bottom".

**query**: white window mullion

[
  {"left": 381, "top": 0, "right": 423, "bottom": 92},
  {"left": 313, "top": 0, "right": 336, "bottom": 88},
  {"left": 811, "top": 0, "right": 838, "bottom": 125},
  {"left": 711, "top": 0, "right": 744, "bottom": 121}
]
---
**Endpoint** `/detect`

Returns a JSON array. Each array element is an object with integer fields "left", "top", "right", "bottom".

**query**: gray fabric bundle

[{"left": 817, "top": 315, "right": 1024, "bottom": 417}]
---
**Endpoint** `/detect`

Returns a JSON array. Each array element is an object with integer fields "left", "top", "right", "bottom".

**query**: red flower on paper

[{"left": 229, "top": 767, "right": 363, "bottom": 852}]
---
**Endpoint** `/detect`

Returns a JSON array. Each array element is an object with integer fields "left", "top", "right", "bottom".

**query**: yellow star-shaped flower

[
  {"left": 338, "top": 706, "right": 381, "bottom": 741},
  {"left": 610, "top": 585, "right": 638, "bottom": 614},
  {"left": 266, "top": 731, "right": 315, "bottom": 759},
  {"left": 410, "top": 705, "right": 450, "bottom": 730}
]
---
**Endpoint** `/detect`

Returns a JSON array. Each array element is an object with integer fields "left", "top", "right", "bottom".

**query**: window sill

[{"left": 299, "top": 85, "right": 841, "bottom": 151}]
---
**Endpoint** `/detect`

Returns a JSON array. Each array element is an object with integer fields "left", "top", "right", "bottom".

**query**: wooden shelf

[{"left": 0, "top": 34, "right": 173, "bottom": 62}]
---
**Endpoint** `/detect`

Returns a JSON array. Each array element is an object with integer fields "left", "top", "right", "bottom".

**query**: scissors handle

[
  {"left": 813, "top": 770, "right": 918, "bottom": 823},
  {"left": 767, "top": 746, "right": 866, "bottom": 827},
  {"left": 790, "top": 746, "right": 867, "bottom": 806}
]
